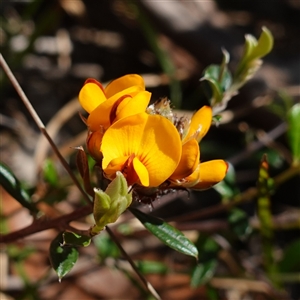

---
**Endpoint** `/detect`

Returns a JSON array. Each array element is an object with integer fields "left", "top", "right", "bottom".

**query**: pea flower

[
  {"left": 79, "top": 74, "right": 151, "bottom": 159},
  {"left": 100, "top": 112, "right": 182, "bottom": 187},
  {"left": 169, "top": 106, "right": 228, "bottom": 190},
  {"left": 79, "top": 74, "right": 151, "bottom": 131}
]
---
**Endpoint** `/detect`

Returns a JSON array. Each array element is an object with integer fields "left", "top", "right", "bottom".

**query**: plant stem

[
  {"left": 106, "top": 226, "right": 161, "bottom": 300},
  {"left": 0, "top": 53, "right": 92, "bottom": 207}
]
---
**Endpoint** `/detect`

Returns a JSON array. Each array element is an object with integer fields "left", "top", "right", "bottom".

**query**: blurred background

[{"left": 1, "top": 1, "right": 299, "bottom": 299}]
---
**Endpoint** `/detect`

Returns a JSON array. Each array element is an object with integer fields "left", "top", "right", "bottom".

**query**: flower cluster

[{"left": 79, "top": 74, "right": 228, "bottom": 196}]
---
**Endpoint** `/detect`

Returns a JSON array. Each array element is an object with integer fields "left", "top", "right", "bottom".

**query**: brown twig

[
  {"left": 0, "top": 53, "right": 92, "bottom": 207},
  {"left": 0, "top": 205, "right": 92, "bottom": 243},
  {"left": 106, "top": 226, "right": 161, "bottom": 300}
]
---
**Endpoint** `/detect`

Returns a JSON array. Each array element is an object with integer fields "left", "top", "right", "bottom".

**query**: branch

[
  {"left": 0, "top": 53, "right": 92, "bottom": 207},
  {"left": 0, "top": 205, "right": 92, "bottom": 243}
]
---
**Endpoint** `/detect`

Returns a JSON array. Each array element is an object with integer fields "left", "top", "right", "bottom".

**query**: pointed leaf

[
  {"left": 287, "top": 103, "right": 300, "bottom": 164},
  {"left": 130, "top": 208, "right": 198, "bottom": 259},
  {"left": 248, "top": 27, "right": 274, "bottom": 61},
  {"left": 49, "top": 233, "right": 79, "bottom": 280},
  {"left": 190, "top": 259, "right": 218, "bottom": 287},
  {"left": 62, "top": 232, "right": 91, "bottom": 247},
  {"left": 191, "top": 235, "right": 219, "bottom": 287},
  {"left": 0, "top": 162, "right": 37, "bottom": 213}
]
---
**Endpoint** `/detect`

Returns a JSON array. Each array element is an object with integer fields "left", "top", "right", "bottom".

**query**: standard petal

[
  {"left": 169, "top": 139, "right": 200, "bottom": 180},
  {"left": 105, "top": 74, "right": 145, "bottom": 98},
  {"left": 101, "top": 113, "right": 182, "bottom": 187},
  {"left": 115, "top": 91, "right": 151, "bottom": 122},
  {"left": 87, "top": 86, "right": 144, "bottom": 131},
  {"left": 192, "top": 160, "right": 228, "bottom": 190},
  {"left": 137, "top": 114, "right": 182, "bottom": 186},
  {"left": 183, "top": 106, "right": 212, "bottom": 142},
  {"left": 79, "top": 80, "right": 106, "bottom": 113}
]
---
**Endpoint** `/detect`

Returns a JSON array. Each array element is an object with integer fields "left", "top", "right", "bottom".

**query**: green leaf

[
  {"left": 190, "top": 259, "right": 218, "bottom": 287},
  {"left": 279, "top": 239, "right": 300, "bottom": 273},
  {"left": 62, "top": 232, "right": 91, "bottom": 247},
  {"left": 136, "top": 260, "right": 168, "bottom": 275},
  {"left": 49, "top": 233, "right": 79, "bottom": 281},
  {"left": 93, "top": 232, "right": 120, "bottom": 260},
  {"left": 228, "top": 208, "right": 252, "bottom": 239},
  {"left": 248, "top": 27, "right": 274, "bottom": 61},
  {"left": 0, "top": 162, "right": 37, "bottom": 213},
  {"left": 130, "top": 208, "right": 198, "bottom": 259},
  {"left": 287, "top": 103, "right": 300, "bottom": 164},
  {"left": 42, "top": 159, "right": 58, "bottom": 186},
  {"left": 191, "top": 235, "right": 219, "bottom": 287}
]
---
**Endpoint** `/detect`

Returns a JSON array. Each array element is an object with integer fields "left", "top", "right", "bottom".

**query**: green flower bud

[{"left": 91, "top": 172, "right": 132, "bottom": 235}]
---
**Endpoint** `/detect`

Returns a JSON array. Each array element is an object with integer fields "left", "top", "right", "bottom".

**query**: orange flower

[
  {"left": 101, "top": 112, "right": 182, "bottom": 187},
  {"left": 79, "top": 74, "right": 151, "bottom": 131},
  {"left": 169, "top": 106, "right": 228, "bottom": 189}
]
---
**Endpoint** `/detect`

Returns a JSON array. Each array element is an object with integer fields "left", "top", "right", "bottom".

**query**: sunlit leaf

[
  {"left": 130, "top": 208, "right": 198, "bottom": 259},
  {"left": 49, "top": 233, "right": 78, "bottom": 281},
  {"left": 62, "top": 232, "right": 91, "bottom": 247},
  {"left": 42, "top": 159, "right": 58, "bottom": 186},
  {"left": 0, "top": 162, "right": 37, "bottom": 213},
  {"left": 287, "top": 103, "right": 300, "bottom": 164},
  {"left": 248, "top": 27, "right": 274, "bottom": 61},
  {"left": 279, "top": 239, "right": 300, "bottom": 273}
]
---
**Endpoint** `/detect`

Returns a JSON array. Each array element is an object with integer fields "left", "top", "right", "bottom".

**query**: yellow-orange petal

[
  {"left": 87, "top": 86, "right": 144, "bottom": 131},
  {"left": 192, "top": 160, "right": 228, "bottom": 190},
  {"left": 104, "top": 156, "right": 129, "bottom": 180},
  {"left": 105, "top": 74, "right": 145, "bottom": 98},
  {"left": 79, "top": 80, "right": 107, "bottom": 113},
  {"left": 101, "top": 113, "right": 182, "bottom": 187},
  {"left": 86, "top": 130, "right": 104, "bottom": 161},
  {"left": 169, "top": 139, "right": 200, "bottom": 180},
  {"left": 133, "top": 157, "right": 149, "bottom": 186},
  {"left": 183, "top": 106, "right": 212, "bottom": 143},
  {"left": 115, "top": 91, "right": 151, "bottom": 122}
]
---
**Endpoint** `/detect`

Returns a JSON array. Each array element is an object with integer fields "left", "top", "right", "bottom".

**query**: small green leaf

[
  {"left": 190, "top": 259, "right": 218, "bottom": 287},
  {"left": 136, "top": 260, "right": 168, "bottom": 274},
  {"left": 42, "top": 159, "right": 58, "bottom": 186},
  {"left": 49, "top": 233, "right": 78, "bottom": 281},
  {"left": 228, "top": 208, "right": 252, "bottom": 239},
  {"left": 248, "top": 27, "right": 274, "bottom": 61},
  {"left": 62, "top": 232, "right": 91, "bottom": 247},
  {"left": 93, "top": 232, "right": 120, "bottom": 259},
  {"left": 191, "top": 235, "right": 219, "bottom": 287},
  {"left": 130, "top": 208, "right": 198, "bottom": 259},
  {"left": 279, "top": 239, "right": 300, "bottom": 273},
  {"left": 287, "top": 103, "right": 300, "bottom": 164},
  {"left": 0, "top": 162, "right": 37, "bottom": 213}
]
